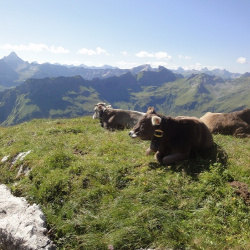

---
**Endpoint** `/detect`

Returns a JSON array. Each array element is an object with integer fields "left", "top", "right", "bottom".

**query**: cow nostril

[{"left": 129, "top": 131, "right": 138, "bottom": 138}]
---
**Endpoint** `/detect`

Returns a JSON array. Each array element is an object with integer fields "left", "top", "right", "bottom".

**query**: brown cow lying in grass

[
  {"left": 93, "top": 103, "right": 145, "bottom": 130},
  {"left": 129, "top": 108, "right": 214, "bottom": 165},
  {"left": 200, "top": 109, "right": 250, "bottom": 138}
]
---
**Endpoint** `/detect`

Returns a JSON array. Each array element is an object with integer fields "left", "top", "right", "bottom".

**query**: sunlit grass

[{"left": 0, "top": 117, "right": 249, "bottom": 249}]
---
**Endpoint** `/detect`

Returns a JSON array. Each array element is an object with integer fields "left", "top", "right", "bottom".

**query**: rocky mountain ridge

[
  {"left": 0, "top": 52, "right": 243, "bottom": 89},
  {"left": 0, "top": 52, "right": 153, "bottom": 88}
]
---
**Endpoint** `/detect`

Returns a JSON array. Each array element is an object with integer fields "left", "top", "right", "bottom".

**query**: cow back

[
  {"left": 102, "top": 108, "right": 145, "bottom": 129},
  {"left": 200, "top": 109, "right": 250, "bottom": 137}
]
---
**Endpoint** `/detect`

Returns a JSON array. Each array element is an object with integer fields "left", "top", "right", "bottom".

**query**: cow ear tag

[
  {"left": 151, "top": 116, "right": 162, "bottom": 126},
  {"left": 154, "top": 129, "right": 163, "bottom": 137}
]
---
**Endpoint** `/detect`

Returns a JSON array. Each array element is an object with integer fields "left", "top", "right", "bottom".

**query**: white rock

[
  {"left": 12, "top": 150, "right": 32, "bottom": 166},
  {"left": 1, "top": 155, "right": 10, "bottom": 163},
  {"left": 0, "top": 184, "right": 56, "bottom": 249}
]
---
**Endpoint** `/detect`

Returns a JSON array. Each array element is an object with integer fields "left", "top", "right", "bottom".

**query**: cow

[
  {"left": 129, "top": 109, "right": 214, "bottom": 165},
  {"left": 200, "top": 109, "right": 250, "bottom": 138},
  {"left": 93, "top": 103, "right": 145, "bottom": 130}
]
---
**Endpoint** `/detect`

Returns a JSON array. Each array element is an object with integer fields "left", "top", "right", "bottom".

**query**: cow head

[
  {"left": 93, "top": 103, "right": 105, "bottom": 119},
  {"left": 93, "top": 103, "right": 112, "bottom": 119},
  {"left": 129, "top": 114, "right": 162, "bottom": 140}
]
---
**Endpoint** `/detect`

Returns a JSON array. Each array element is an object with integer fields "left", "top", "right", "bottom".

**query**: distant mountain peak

[
  {"left": 9, "top": 51, "right": 18, "bottom": 57},
  {"left": 157, "top": 66, "right": 174, "bottom": 74},
  {"left": 157, "top": 65, "right": 167, "bottom": 71},
  {"left": 3, "top": 52, "right": 24, "bottom": 68},
  {"left": 130, "top": 64, "right": 152, "bottom": 72},
  {"left": 4, "top": 51, "right": 22, "bottom": 60}
]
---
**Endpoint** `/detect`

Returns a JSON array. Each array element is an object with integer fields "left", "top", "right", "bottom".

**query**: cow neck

[
  {"left": 99, "top": 109, "right": 104, "bottom": 127},
  {"left": 150, "top": 116, "right": 166, "bottom": 151}
]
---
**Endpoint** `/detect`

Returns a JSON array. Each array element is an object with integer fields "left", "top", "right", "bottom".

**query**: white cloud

[
  {"left": 78, "top": 48, "right": 96, "bottom": 55},
  {"left": 1, "top": 43, "right": 70, "bottom": 53},
  {"left": 115, "top": 61, "right": 141, "bottom": 69},
  {"left": 236, "top": 57, "right": 247, "bottom": 64},
  {"left": 96, "top": 47, "right": 109, "bottom": 55},
  {"left": 154, "top": 52, "right": 171, "bottom": 60},
  {"left": 50, "top": 46, "right": 70, "bottom": 54},
  {"left": 136, "top": 51, "right": 154, "bottom": 58},
  {"left": 135, "top": 50, "right": 172, "bottom": 60},
  {"left": 78, "top": 47, "right": 109, "bottom": 56},
  {"left": 2, "top": 43, "right": 46, "bottom": 52},
  {"left": 120, "top": 51, "right": 129, "bottom": 56},
  {"left": 178, "top": 54, "right": 192, "bottom": 60}
]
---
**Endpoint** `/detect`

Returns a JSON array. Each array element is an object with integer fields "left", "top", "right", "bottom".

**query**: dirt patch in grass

[{"left": 229, "top": 181, "right": 250, "bottom": 205}]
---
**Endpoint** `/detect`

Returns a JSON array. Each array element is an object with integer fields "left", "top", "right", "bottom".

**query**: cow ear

[
  {"left": 151, "top": 116, "right": 162, "bottom": 126},
  {"left": 147, "top": 107, "right": 156, "bottom": 114}
]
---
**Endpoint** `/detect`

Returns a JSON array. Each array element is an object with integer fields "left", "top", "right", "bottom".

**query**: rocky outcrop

[{"left": 0, "top": 184, "right": 56, "bottom": 249}]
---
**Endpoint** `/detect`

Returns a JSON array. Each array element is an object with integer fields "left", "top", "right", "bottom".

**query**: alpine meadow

[
  {"left": 0, "top": 53, "right": 250, "bottom": 249},
  {"left": 0, "top": 117, "right": 249, "bottom": 249}
]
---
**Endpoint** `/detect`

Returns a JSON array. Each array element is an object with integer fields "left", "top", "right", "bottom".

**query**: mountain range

[
  {"left": 0, "top": 57, "right": 249, "bottom": 126},
  {"left": 0, "top": 52, "right": 153, "bottom": 89},
  {"left": 0, "top": 52, "right": 243, "bottom": 90}
]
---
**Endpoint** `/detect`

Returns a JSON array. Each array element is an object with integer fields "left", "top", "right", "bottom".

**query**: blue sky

[{"left": 1, "top": 0, "right": 250, "bottom": 73}]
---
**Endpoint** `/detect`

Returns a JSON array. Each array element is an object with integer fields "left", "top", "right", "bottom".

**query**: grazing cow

[
  {"left": 200, "top": 109, "right": 250, "bottom": 138},
  {"left": 93, "top": 103, "right": 145, "bottom": 130},
  {"left": 129, "top": 110, "right": 214, "bottom": 165}
]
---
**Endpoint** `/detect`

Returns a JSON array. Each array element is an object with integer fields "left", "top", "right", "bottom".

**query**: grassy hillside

[
  {"left": 0, "top": 117, "right": 249, "bottom": 249},
  {"left": 113, "top": 75, "right": 250, "bottom": 118},
  {"left": 0, "top": 76, "right": 101, "bottom": 126},
  {"left": 1, "top": 72, "right": 250, "bottom": 126}
]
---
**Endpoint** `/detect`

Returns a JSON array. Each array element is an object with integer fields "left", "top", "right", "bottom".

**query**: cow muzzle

[{"left": 129, "top": 130, "right": 137, "bottom": 138}]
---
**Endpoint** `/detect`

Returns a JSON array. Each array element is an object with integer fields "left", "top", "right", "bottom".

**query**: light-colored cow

[
  {"left": 93, "top": 103, "right": 145, "bottom": 130},
  {"left": 200, "top": 109, "right": 250, "bottom": 137}
]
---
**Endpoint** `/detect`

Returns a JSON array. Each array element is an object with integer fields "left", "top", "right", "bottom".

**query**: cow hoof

[{"left": 146, "top": 147, "right": 152, "bottom": 156}]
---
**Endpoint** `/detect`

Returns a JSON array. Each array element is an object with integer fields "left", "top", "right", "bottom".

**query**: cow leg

[
  {"left": 154, "top": 151, "right": 163, "bottom": 162},
  {"left": 104, "top": 119, "right": 115, "bottom": 130},
  {"left": 234, "top": 126, "right": 250, "bottom": 138},
  {"left": 146, "top": 147, "right": 153, "bottom": 155},
  {"left": 162, "top": 152, "right": 189, "bottom": 165},
  {"left": 103, "top": 122, "right": 109, "bottom": 129}
]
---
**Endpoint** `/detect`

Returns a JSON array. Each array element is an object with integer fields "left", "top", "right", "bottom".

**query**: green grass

[{"left": 0, "top": 116, "right": 249, "bottom": 249}]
